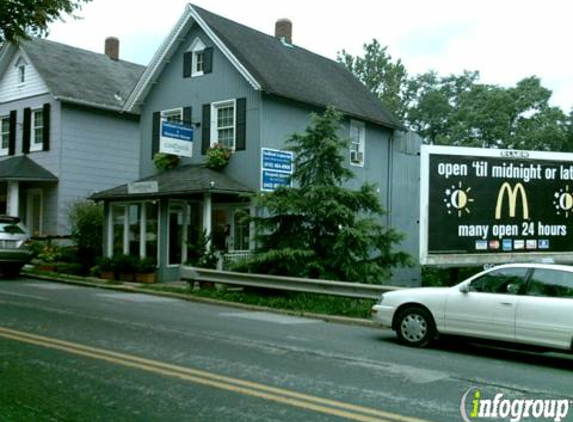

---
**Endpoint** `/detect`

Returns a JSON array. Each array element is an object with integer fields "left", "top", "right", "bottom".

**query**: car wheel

[
  {"left": 2, "top": 265, "right": 22, "bottom": 278},
  {"left": 395, "top": 307, "right": 436, "bottom": 348}
]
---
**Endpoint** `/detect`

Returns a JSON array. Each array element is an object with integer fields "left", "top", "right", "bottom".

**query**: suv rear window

[{"left": 0, "top": 222, "right": 25, "bottom": 234}]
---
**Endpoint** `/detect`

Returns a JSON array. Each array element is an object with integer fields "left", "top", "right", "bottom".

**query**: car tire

[
  {"left": 2, "top": 265, "right": 22, "bottom": 279},
  {"left": 395, "top": 307, "right": 436, "bottom": 348}
]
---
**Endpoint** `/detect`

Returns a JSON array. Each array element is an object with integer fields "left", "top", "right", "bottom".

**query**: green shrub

[
  {"left": 68, "top": 200, "right": 103, "bottom": 273},
  {"left": 135, "top": 257, "right": 157, "bottom": 273},
  {"left": 153, "top": 153, "right": 179, "bottom": 171},
  {"left": 112, "top": 254, "right": 137, "bottom": 273}
]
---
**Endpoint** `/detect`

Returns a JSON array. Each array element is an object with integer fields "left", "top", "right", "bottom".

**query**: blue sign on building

[
  {"left": 160, "top": 121, "right": 194, "bottom": 157},
  {"left": 261, "top": 148, "right": 294, "bottom": 192},
  {"left": 262, "top": 170, "right": 292, "bottom": 192}
]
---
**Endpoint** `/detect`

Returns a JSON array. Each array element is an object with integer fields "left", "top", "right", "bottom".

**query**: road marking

[
  {"left": 0, "top": 326, "right": 437, "bottom": 422},
  {"left": 21, "top": 283, "right": 79, "bottom": 290},
  {"left": 0, "top": 291, "right": 48, "bottom": 301},
  {"left": 220, "top": 311, "right": 321, "bottom": 325},
  {"left": 95, "top": 292, "right": 179, "bottom": 303}
]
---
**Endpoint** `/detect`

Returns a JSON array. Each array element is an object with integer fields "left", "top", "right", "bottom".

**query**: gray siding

[
  {"left": 141, "top": 25, "right": 261, "bottom": 189},
  {"left": 59, "top": 104, "right": 140, "bottom": 232}
]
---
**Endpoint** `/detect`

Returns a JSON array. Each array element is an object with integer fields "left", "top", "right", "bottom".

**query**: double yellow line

[{"left": 0, "top": 326, "right": 435, "bottom": 422}]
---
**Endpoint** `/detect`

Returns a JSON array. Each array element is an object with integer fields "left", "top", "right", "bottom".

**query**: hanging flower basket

[
  {"left": 205, "top": 143, "right": 232, "bottom": 170},
  {"left": 153, "top": 153, "right": 179, "bottom": 171}
]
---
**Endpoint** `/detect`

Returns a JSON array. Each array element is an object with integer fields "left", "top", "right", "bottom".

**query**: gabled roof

[
  {"left": 0, "top": 156, "right": 58, "bottom": 182},
  {"left": 1, "top": 38, "right": 145, "bottom": 112},
  {"left": 126, "top": 4, "right": 403, "bottom": 130},
  {"left": 91, "top": 164, "right": 253, "bottom": 201}
]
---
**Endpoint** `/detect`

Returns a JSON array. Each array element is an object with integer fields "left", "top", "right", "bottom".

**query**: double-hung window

[
  {"left": 191, "top": 38, "right": 206, "bottom": 77},
  {"left": 211, "top": 99, "right": 236, "bottom": 150},
  {"left": 30, "top": 109, "right": 44, "bottom": 152},
  {"left": 349, "top": 120, "right": 365, "bottom": 167},
  {"left": 161, "top": 108, "right": 183, "bottom": 124},
  {"left": 0, "top": 116, "right": 9, "bottom": 156}
]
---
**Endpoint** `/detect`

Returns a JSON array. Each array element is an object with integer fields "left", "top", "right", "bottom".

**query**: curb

[{"left": 21, "top": 272, "right": 378, "bottom": 329}]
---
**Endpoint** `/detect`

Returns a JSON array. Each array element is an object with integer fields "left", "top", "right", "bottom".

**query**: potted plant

[
  {"left": 153, "top": 152, "right": 179, "bottom": 171},
  {"left": 97, "top": 256, "right": 115, "bottom": 280},
  {"left": 205, "top": 143, "right": 232, "bottom": 170},
  {"left": 135, "top": 257, "right": 157, "bottom": 284},
  {"left": 113, "top": 254, "right": 137, "bottom": 282}
]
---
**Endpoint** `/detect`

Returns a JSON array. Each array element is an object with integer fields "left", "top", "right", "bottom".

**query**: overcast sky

[{"left": 47, "top": 0, "right": 572, "bottom": 112}]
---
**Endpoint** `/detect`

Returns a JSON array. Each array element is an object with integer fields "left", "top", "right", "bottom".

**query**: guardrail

[{"left": 180, "top": 266, "right": 403, "bottom": 299}]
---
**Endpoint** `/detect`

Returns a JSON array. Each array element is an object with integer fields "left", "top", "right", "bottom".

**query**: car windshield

[{"left": 0, "top": 222, "right": 25, "bottom": 234}]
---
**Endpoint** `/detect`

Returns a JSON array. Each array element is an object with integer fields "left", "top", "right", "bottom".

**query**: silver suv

[{"left": 0, "top": 216, "right": 32, "bottom": 277}]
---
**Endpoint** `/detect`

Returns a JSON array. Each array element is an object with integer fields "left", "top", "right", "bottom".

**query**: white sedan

[{"left": 371, "top": 263, "right": 573, "bottom": 351}]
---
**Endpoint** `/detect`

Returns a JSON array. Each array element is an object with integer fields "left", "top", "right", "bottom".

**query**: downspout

[{"left": 386, "top": 133, "right": 394, "bottom": 228}]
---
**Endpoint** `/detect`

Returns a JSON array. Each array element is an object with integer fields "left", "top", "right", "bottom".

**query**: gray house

[
  {"left": 93, "top": 4, "right": 421, "bottom": 284},
  {"left": 0, "top": 37, "right": 143, "bottom": 237}
]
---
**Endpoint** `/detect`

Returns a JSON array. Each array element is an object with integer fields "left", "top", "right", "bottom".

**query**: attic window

[
  {"left": 191, "top": 38, "right": 206, "bottom": 77},
  {"left": 15, "top": 57, "right": 27, "bottom": 85}
]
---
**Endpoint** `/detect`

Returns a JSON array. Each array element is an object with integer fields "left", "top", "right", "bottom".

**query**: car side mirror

[{"left": 459, "top": 283, "right": 470, "bottom": 294}]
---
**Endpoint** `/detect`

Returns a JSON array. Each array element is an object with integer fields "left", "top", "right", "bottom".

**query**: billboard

[{"left": 420, "top": 145, "right": 573, "bottom": 265}]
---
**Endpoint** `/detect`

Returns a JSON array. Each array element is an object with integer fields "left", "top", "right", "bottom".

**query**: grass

[{"left": 141, "top": 284, "right": 376, "bottom": 319}]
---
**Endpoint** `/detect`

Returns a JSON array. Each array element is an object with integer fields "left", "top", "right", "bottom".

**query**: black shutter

[
  {"left": 201, "top": 104, "right": 211, "bottom": 154},
  {"left": 235, "top": 98, "right": 246, "bottom": 151},
  {"left": 152, "top": 111, "right": 160, "bottom": 159},
  {"left": 42, "top": 103, "right": 50, "bottom": 151},
  {"left": 8, "top": 110, "right": 16, "bottom": 156},
  {"left": 183, "top": 52, "right": 192, "bottom": 78},
  {"left": 203, "top": 47, "right": 213, "bottom": 74},
  {"left": 22, "top": 107, "right": 31, "bottom": 154},
  {"left": 183, "top": 106, "right": 192, "bottom": 126}
]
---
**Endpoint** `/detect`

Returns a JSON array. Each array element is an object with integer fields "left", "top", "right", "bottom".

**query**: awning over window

[
  {"left": 91, "top": 164, "right": 253, "bottom": 201},
  {"left": 0, "top": 156, "right": 58, "bottom": 182}
]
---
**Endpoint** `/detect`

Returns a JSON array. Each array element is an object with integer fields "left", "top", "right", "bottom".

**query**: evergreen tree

[{"left": 237, "top": 107, "right": 411, "bottom": 283}]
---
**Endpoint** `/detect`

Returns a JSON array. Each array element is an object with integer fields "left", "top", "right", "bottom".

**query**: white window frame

[
  {"left": 189, "top": 38, "right": 206, "bottom": 77},
  {"left": 349, "top": 120, "right": 365, "bottom": 167},
  {"left": 161, "top": 107, "right": 183, "bottom": 123},
  {"left": 210, "top": 99, "right": 236, "bottom": 150},
  {"left": 30, "top": 109, "right": 44, "bottom": 152},
  {"left": 107, "top": 201, "right": 160, "bottom": 261},
  {"left": 0, "top": 115, "right": 9, "bottom": 156}
]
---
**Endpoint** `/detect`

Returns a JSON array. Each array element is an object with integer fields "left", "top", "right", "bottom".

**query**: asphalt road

[{"left": 0, "top": 278, "right": 571, "bottom": 422}]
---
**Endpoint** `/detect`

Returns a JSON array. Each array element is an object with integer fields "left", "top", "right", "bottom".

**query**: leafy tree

[
  {"left": 0, "top": 0, "right": 92, "bottom": 43},
  {"left": 338, "top": 39, "right": 410, "bottom": 121},
  {"left": 236, "top": 107, "right": 411, "bottom": 283},
  {"left": 407, "top": 72, "right": 571, "bottom": 150},
  {"left": 67, "top": 200, "right": 103, "bottom": 271}
]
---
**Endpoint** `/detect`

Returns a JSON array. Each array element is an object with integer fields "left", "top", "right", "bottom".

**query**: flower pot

[
  {"left": 118, "top": 272, "right": 134, "bottom": 282},
  {"left": 35, "top": 264, "right": 57, "bottom": 272},
  {"left": 100, "top": 271, "right": 115, "bottom": 280},
  {"left": 135, "top": 272, "right": 156, "bottom": 284}
]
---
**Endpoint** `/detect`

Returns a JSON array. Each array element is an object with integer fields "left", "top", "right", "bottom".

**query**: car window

[
  {"left": 527, "top": 269, "right": 573, "bottom": 299},
  {"left": 469, "top": 268, "right": 529, "bottom": 294},
  {"left": 0, "top": 222, "right": 25, "bottom": 234}
]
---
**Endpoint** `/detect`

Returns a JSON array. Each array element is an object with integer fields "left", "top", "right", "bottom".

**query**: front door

[
  {"left": 26, "top": 189, "right": 42, "bottom": 237},
  {"left": 444, "top": 267, "right": 529, "bottom": 341}
]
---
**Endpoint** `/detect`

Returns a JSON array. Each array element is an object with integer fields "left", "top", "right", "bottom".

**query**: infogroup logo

[{"left": 460, "top": 388, "right": 571, "bottom": 422}]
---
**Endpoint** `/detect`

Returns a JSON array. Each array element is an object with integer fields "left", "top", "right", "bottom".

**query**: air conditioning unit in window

[{"left": 350, "top": 150, "right": 364, "bottom": 164}]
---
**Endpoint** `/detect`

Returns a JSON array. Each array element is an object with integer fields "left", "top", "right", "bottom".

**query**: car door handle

[{"left": 500, "top": 302, "right": 514, "bottom": 306}]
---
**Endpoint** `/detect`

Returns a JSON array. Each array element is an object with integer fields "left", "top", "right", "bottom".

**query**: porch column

[
  {"left": 7, "top": 181, "right": 19, "bottom": 217},
  {"left": 203, "top": 192, "right": 212, "bottom": 248}
]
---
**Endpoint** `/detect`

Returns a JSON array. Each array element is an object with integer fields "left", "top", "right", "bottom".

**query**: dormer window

[{"left": 183, "top": 38, "right": 213, "bottom": 78}]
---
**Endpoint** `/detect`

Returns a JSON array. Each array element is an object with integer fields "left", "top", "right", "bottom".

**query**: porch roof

[
  {"left": 90, "top": 164, "right": 253, "bottom": 201},
  {"left": 0, "top": 156, "right": 58, "bottom": 182}
]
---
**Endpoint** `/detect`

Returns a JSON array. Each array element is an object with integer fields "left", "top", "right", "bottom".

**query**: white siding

[{"left": 0, "top": 50, "right": 50, "bottom": 103}]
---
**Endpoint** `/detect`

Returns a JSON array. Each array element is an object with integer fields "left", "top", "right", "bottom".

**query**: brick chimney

[
  {"left": 105, "top": 37, "right": 119, "bottom": 61},
  {"left": 275, "top": 19, "right": 292, "bottom": 44}
]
